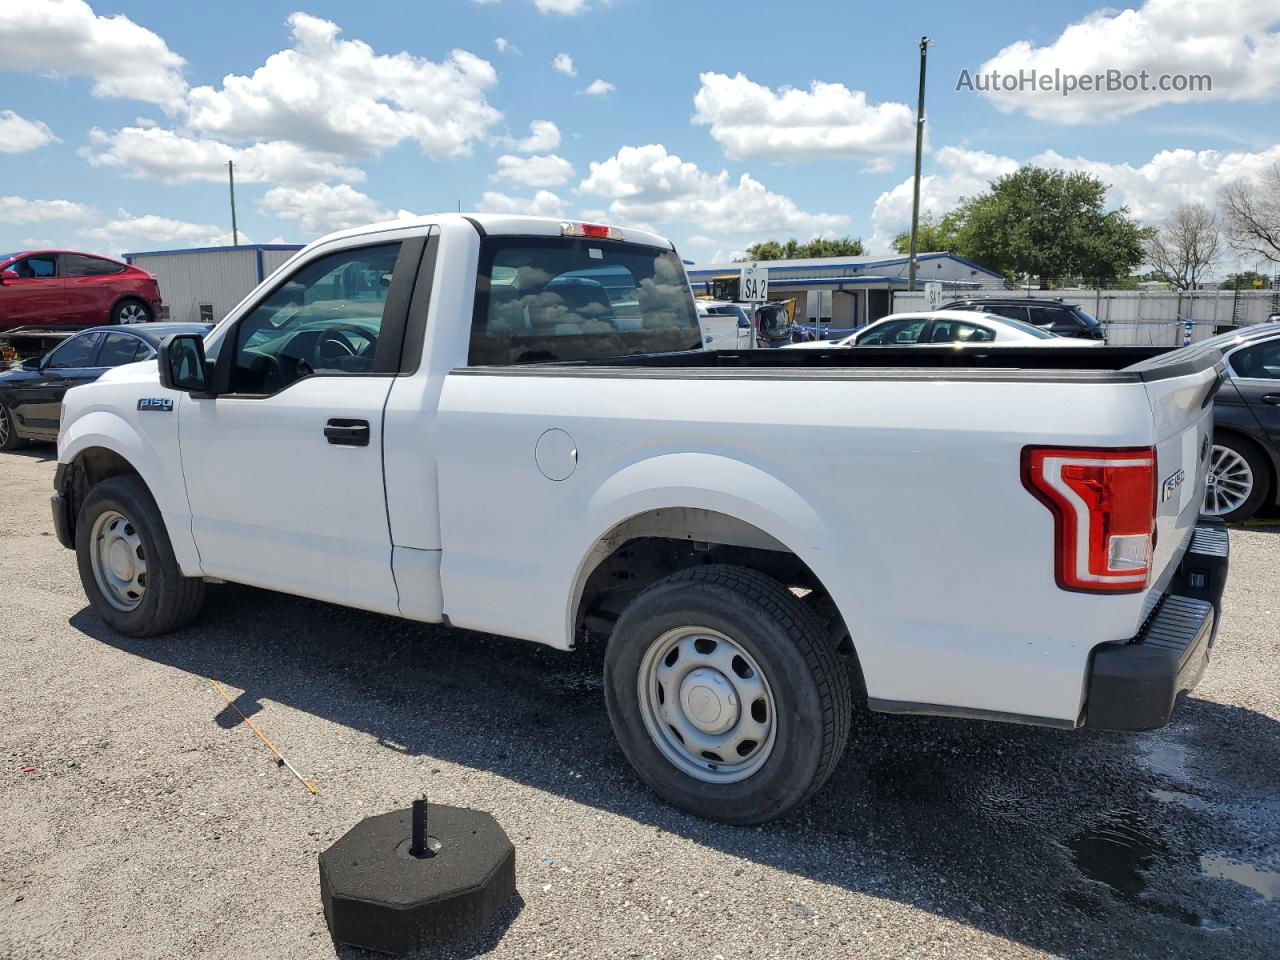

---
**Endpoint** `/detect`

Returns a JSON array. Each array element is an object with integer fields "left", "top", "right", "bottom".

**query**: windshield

[
  {"left": 995, "top": 316, "right": 1056, "bottom": 339},
  {"left": 470, "top": 238, "right": 702, "bottom": 364}
]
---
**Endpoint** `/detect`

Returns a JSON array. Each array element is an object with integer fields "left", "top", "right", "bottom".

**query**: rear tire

[
  {"left": 112, "top": 299, "right": 152, "bottom": 325},
  {"left": 604, "top": 564, "right": 851, "bottom": 825},
  {"left": 1203, "top": 434, "right": 1269, "bottom": 522},
  {"left": 0, "top": 403, "right": 30, "bottom": 451},
  {"left": 75, "top": 476, "right": 205, "bottom": 637}
]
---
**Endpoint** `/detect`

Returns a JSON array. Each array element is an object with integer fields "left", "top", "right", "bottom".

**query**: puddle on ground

[
  {"left": 1140, "top": 740, "right": 1191, "bottom": 782},
  {"left": 1201, "top": 855, "right": 1280, "bottom": 901},
  {"left": 1150, "top": 788, "right": 1211, "bottom": 812},
  {"left": 1066, "top": 813, "right": 1202, "bottom": 926}
]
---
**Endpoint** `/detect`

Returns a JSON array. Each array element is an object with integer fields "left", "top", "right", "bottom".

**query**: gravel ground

[{"left": 1, "top": 446, "right": 1278, "bottom": 960}]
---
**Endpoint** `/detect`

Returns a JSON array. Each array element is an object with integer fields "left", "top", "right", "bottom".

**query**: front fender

[{"left": 58, "top": 400, "right": 200, "bottom": 574}]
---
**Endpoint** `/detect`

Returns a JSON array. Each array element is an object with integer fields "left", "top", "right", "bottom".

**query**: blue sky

[{"left": 1, "top": 0, "right": 1278, "bottom": 271}]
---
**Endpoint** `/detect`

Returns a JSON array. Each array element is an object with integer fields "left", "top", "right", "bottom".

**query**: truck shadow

[{"left": 77, "top": 584, "right": 1280, "bottom": 960}]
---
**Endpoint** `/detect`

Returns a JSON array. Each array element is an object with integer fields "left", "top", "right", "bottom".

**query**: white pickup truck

[{"left": 53, "top": 214, "right": 1230, "bottom": 824}]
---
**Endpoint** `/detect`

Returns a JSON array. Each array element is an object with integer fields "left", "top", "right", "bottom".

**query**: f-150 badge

[
  {"left": 137, "top": 397, "right": 173, "bottom": 412},
  {"left": 1161, "top": 467, "right": 1185, "bottom": 502}
]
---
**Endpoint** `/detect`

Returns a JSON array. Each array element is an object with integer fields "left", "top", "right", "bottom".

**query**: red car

[{"left": 0, "top": 249, "right": 165, "bottom": 333}]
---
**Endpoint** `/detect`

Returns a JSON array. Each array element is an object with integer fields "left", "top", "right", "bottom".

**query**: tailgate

[{"left": 1134, "top": 348, "right": 1226, "bottom": 612}]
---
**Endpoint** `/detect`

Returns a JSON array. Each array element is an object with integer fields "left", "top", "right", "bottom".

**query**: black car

[
  {"left": 941, "top": 297, "right": 1106, "bottom": 340},
  {"left": 0, "top": 322, "right": 211, "bottom": 449},
  {"left": 1194, "top": 322, "right": 1280, "bottom": 521}
]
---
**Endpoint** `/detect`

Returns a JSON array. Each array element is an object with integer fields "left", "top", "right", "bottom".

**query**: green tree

[
  {"left": 738, "top": 236, "right": 864, "bottom": 261},
  {"left": 1220, "top": 270, "right": 1269, "bottom": 289},
  {"left": 943, "top": 166, "right": 1148, "bottom": 286},
  {"left": 891, "top": 212, "right": 962, "bottom": 255}
]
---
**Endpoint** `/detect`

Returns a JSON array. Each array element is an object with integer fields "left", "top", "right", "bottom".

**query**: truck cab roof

[{"left": 310, "top": 214, "right": 675, "bottom": 252}]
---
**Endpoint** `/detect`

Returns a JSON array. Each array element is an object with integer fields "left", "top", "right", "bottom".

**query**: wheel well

[
  {"left": 574, "top": 507, "right": 857, "bottom": 659},
  {"left": 63, "top": 447, "right": 144, "bottom": 538},
  {"left": 1214, "top": 427, "right": 1277, "bottom": 502},
  {"left": 110, "top": 296, "right": 149, "bottom": 319}
]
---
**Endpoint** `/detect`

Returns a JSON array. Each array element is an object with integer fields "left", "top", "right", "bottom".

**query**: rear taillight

[{"left": 1022, "top": 446, "right": 1157, "bottom": 594}]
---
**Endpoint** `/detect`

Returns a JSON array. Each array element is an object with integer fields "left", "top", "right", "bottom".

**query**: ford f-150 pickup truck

[{"left": 51, "top": 214, "right": 1230, "bottom": 824}]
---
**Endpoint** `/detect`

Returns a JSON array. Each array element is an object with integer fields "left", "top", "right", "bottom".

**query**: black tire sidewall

[
  {"left": 0, "top": 403, "right": 28, "bottom": 450},
  {"left": 75, "top": 477, "right": 180, "bottom": 634},
  {"left": 1213, "top": 436, "right": 1269, "bottom": 522},
  {"left": 604, "top": 576, "right": 829, "bottom": 824}
]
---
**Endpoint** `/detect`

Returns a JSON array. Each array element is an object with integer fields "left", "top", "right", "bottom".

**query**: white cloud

[
  {"left": 475, "top": 190, "right": 567, "bottom": 218},
  {"left": 868, "top": 146, "right": 1018, "bottom": 252},
  {"left": 500, "top": 120, "right": 561, "bottom": 153},
  {"left": 259, "top": 183, "right": 415, "bottom": 237},
  {"left": 552, "top": 53, "right": 576, "bottom": 76},
  {"left": 535, "top": 0, "right": 590, "bottom": 14},
  {"left": 80, "top": 210, "right": 241, "bottom": 255},
  {"left": 0, "top": 111, "right": 59, "bottom": 153},
  {"left": 866, "top": 141, "right": 1280, "bottom": 254},
  {"left": 83, "top": 126, "right": 365, "bottom": 184},
  {"left": 184, "top": 13, "right": 500, "bottom": 158},
  {"left": 0, "top": 196, "right": 93, "bottom": 224},
  {"left": 692, "top": 72, "right": 915, "bottom": 170},
  {"left": 495, "top": 36, "right": 515, "bottom": 53},
  {"left": 0, "top": 0, "right": 187, "bottom": 109},
  {"left": 1031, "top": 144, "right": 1280, "bottom": 222},
  {"left": 578, "top": 144, "right": 848, "bottom": 236},
  {"left": 583, "top": 79, "right": 615, "bottom": 97},
  {"left": 492, "top": 153, "right": 575, "bottom": 188},
  {"left": 976, "top": 0, "right": 1280, "bottom": 123}
]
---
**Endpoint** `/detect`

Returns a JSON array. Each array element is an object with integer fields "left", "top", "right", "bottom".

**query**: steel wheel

[
  {"left": 0, "top": 406, "right": 10, "bottom": 446},
  {"left": 637, "top": 625, "right": 776, "bottom": 784},
  {"left": 89, "top": 509, "right": 148, "bottom": 611},
  {"left": 116, "top": 302, "right": 148, "bottom": 324},
  {"left": 1203, "top": 444, "right": 1255, "bottom": 517}
]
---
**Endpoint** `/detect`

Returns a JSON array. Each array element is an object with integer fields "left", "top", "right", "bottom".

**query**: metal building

[{"left": 123, "top": 243, "right": 303, "bottom": 325}]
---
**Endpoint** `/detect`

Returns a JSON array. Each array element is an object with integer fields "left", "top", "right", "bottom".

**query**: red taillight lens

[{"left": 1022, "top": 446, "right": 1157, "bottom": 593}]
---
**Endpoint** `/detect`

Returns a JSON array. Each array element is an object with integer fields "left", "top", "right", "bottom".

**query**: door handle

[
  {"left": 324, "top": 418, "right": 370, "bottom": 446},
  {"left": 1262, "top": 394, "right": 1280, "bottom": 405}
]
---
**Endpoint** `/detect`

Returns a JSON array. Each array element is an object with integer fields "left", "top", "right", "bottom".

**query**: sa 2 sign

[{"left": 740, "top": 265, "right": 769, "bottom": 303}]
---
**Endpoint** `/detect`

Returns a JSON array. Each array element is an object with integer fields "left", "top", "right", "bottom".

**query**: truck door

[{"left": 177, "top": 238, "right": 424, "bottom": 615}]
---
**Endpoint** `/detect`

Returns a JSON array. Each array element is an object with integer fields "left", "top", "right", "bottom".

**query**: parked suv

[
  {"left": 941, "top": 297, "right": 1105, "bottom": 340},
  {"left": 0, "top": 250, "right": 165, "bottom": 332}
]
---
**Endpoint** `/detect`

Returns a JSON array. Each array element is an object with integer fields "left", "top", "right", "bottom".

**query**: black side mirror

[
  {"left": 19, "top": 356, "right": 41, "bottom": 371},
  {"left": 158, "top": 333, "right": 212, "bottom": 396}
]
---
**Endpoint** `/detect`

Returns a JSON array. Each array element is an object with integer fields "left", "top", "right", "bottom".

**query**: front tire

[
  {"left": 75, "top": 476, "right": 205, "bottom": 637},
  {"left": 604, "top": 565, "right": 852, "bottom": 825},
  {"left": 1203, "top": 435, "right": 1269, "bottom": 522},
  {"left": 0, "top": 403, "right": 30, "bottom": 451},
  {"left": 112, "top": 299, "right": 152, "bottom": 325}
]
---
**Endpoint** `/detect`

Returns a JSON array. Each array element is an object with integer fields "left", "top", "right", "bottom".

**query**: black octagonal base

[{"left": 319, "top": 804, "right": 516, "bottom": 956}]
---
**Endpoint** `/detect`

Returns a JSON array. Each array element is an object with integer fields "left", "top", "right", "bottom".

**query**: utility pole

[
  {"left": 228, "top": 160, "right": 240, "bottom": 246},
  {"left": 906, "top": 36, "right": 929, "bottom": 292}
]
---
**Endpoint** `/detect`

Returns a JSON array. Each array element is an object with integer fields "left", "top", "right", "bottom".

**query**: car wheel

[
  {"left": 112, "top": 299, "right": 152, "bottom": 325},
  {"left": 604, "top": 564, "right": 852, "bottom": 825},
  {"left": 0, "top": 403, "right": 30, "bottom": 451},
  {"left": 76, "top": 475, "right": 206, "bottom": 637},
  {"left": 1202, "top": 435, "right": 1269, "bottom": 522}
]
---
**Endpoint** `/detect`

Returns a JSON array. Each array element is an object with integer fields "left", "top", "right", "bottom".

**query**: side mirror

[
  {"left": 158, "top": 333, "right": 212, "bottom": 396},
  {"left": 0, "top": 269, "right": 19, "bottom": 284}
]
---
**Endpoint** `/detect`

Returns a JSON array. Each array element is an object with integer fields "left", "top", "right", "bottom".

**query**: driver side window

[{"left": 229, "top": 242, "right": 402, "bottom": 395}]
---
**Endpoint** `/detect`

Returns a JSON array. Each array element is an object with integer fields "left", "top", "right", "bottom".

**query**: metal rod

[
  {"left": 410, "top": 794, "right": 430, "bottom": 858},
  {"left": 228, "top": 161, "right": 239, "bottom": 247},
  {"left": 906, "top": 36, "right": 930, "bottom": 293},
  {"left": 209, "top": 679, "right": 316, "bottom": 794}
]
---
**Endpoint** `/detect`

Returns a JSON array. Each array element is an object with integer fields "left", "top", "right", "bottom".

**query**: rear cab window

[{"left": 469, "top": 238, "right": 702, "bottom": 365}]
